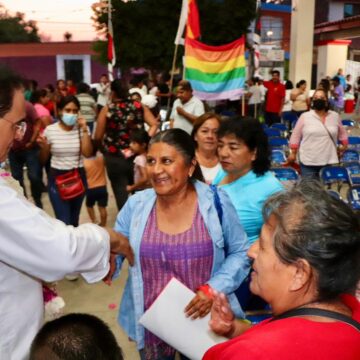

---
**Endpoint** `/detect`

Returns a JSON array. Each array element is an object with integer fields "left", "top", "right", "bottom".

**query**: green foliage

[
  {"left": 93, "top": 0, "right": 256, "bottom": 70},
  {"left": 0, "top": 5, "right": 40, "bottom": 43}
]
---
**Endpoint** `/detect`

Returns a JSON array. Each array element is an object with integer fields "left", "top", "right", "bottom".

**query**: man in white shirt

[
  {"left": 246, "top": 77, "right": 262, "bottom": 118},
  {"left": 170, "top": 80, "right": 205, "bottom": 134},
  {"left": 0, "top": 67, "right": 134, "bottom": 360},
  {"left": 93, "top": 74, "right": 111, "bottom": 112},
  {"left": 128, "top": 76, "right": 147, "bottom": 99}
]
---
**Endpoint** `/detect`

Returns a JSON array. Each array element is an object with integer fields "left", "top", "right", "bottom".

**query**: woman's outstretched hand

[{"left": 208, "top": 290, "right": 235, "bottom": 337}]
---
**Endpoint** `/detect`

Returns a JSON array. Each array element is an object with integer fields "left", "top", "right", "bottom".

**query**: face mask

[
  {"left": 312, "top": 99, "right": 327, "bottom": 111},
  {"left": 62, "top": 113, "right": 78, "bottom": 126}
]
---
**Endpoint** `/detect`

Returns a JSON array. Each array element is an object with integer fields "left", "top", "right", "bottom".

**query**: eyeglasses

[{"left": 1, "top": 117, "right": 27, "bottom": 137}]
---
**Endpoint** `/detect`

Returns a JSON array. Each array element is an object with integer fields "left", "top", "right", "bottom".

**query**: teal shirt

[{"left": 213, "top": 170, "right": 283, "bottom": 244}]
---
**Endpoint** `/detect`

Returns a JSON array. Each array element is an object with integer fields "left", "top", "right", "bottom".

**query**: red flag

[
  {"left": 186, "top": 0, "right": 201, "bottom": 40},
  {"left": 107, "top": 0, "right": 116, "bottom": 66}
]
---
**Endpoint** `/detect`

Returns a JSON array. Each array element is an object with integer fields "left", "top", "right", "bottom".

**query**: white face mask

[{"left": 62, "top": 113, "right": 78, "bottom": 126}]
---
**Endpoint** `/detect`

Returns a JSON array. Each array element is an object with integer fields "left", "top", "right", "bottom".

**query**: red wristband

[{"left": 197, "top": 284, "right": 213, "bottom": 299}]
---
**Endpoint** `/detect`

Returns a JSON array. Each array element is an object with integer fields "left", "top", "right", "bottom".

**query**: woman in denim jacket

[{"left": 113, "top": 129, "right": 250, "bottom": 360}]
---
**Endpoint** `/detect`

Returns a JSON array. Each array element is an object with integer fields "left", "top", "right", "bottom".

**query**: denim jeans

[
  {"left": 48, "top": 167, "right": 87, "bottom": 226},
  {"left": 8, "top": 147, "right": 43, "bottom": 208},
  {"left": 300, "top": 163, "right": 323, "bottom": 179}
]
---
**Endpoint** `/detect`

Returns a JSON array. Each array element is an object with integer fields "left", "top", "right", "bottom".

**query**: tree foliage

[
  {"left": 92, "top": 0, "right": 256, "bottom": 71},
  {"left": 0, "top": 5, "right": 40, "bottom": 43}
]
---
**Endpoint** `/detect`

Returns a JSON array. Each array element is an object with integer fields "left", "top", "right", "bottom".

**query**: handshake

[{"left": 103, "top": 228, "right": 135, "bottom": 285}]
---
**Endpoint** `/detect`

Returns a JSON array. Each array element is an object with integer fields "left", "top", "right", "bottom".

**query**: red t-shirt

[
  {"left": 264, "top": 80, "right": 285, "bottom": 113},
  {"left": 203, "top": 294, "right": 360, "bottom": 360}
]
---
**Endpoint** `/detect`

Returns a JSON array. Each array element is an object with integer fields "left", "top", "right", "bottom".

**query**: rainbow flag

[{"left": 184, "top": 36, "right": 246, "bottom": 101}]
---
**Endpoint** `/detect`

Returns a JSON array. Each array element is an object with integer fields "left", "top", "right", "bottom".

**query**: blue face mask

[{"left": 62, "top": 113, "right": 78, "bottom": 126}]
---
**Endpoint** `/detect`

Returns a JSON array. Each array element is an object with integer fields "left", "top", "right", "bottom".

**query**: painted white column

[
  {"left": 316, "top": 40, "right": 352, "bottom": 84},
  {"left": 289, "top": 0, "right": 315, "bottom": 86}
]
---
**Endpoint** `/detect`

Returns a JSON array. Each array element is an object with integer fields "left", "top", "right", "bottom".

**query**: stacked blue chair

[
  {"left": 341, "top": 149, "right": 360, "bottom": 163},
  {"left": 282, "top": 112, "right": 298, "bottom": 130},
  {"left": 343, "top": 162, "right": 360, "bottom": 186},
  {"left": 271, "top": 167, "right": 299, "bottom": 185},
  {"left": 347, "top": 186, "right": 360, "bottom": 211},
  {"left": 319, "top": 165, "right": 350, "bottom": 192},
  {"left": 342, "top": 119, "right": 355, "bottom": 127},
  {"left": 347, "top": 136, "right": 360, "bottom": 151},
  {"left": 271, "top": 123, "right": 287, "bottom": 132},
  {"left": 264, "top": 128, "right": 282, "bottom": 137},
  {"left": 268, "top": 137, "right": 289, "bottom": 152},
  {"left": 271, "top": 150, "right": 287, "bottom": 166}
]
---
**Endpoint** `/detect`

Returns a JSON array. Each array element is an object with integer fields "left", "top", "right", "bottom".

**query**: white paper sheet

[{"left": 139, "top": 278, "right": 227, "bottom": 360}]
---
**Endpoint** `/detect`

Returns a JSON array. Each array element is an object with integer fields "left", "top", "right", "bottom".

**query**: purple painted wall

[
  {"left": 0, "top": 57, "right": 57, "bottom": 87},
  {"left": 91, "top": 59, "right": 108, "bottom": 84},
  {"left": 0, "top": 56, "right": 108, "bottom": 87}
]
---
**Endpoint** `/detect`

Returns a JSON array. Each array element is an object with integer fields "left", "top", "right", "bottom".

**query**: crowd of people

[{"left": 0, "top": 63, "right": 359, "bottom": 360}]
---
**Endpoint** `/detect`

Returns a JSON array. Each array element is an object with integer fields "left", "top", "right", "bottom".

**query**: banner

[{"left": 184, "top": 36, "right": 246, "bottom": 101}]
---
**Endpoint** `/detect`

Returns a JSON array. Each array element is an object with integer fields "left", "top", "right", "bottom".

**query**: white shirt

[
  {"left": 0, "top": 177, "right": 110, "bottom": 359},
  {"left": 44, "top": 123, "right": 85, "bottom": 170},
  {"left": 248, "top": 85, "right": 262, "bottom": 105},
  {"left": 129, "top": 87, "right": 146, "bottom": 99},
  {"left": 94, "top": 83, "right": 111, "bottom": 107},
  {"left": 200, "top": 163, "right": 221, "bottom": 184},
  {"left": 282, "top": 89, "right": 293, "bottom": 112},
  {"left": 170, "top": 96, "right": 205, "bottom": 134}
]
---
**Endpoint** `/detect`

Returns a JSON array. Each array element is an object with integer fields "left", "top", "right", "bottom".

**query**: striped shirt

[
  {"left": 140, "top": 204, "right": 213, "bottom": 359},
  {"left": 44, "top": 122, "right": 85, "bottom": 170}
]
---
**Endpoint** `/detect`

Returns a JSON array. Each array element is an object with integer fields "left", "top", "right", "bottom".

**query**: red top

[
  {"left": 203, "top": 294, "right": 360, "bottom": 360},
  {"left": 264, "top": 80, "right": 285, "bottom": 113}
]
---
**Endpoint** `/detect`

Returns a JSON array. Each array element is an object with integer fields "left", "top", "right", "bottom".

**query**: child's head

[
  {"left": 30, "top": 313, "right": 123, "bottom": 360},
  {"left": 129, "top": 129, "right": 150, "bottom": 155}
]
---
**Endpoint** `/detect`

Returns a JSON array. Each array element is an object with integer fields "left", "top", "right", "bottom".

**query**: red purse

[
  {"left": 55, "top": 127, "right": 85, "bottom": 200},
  {"left": 55, "top": 169, "right": 85, "bottom": 200}
]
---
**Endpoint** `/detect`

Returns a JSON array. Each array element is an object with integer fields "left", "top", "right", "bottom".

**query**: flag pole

[
  {"left": 108, "top": 0, "right": 114, "bottom": 81},
  {"left": 241, "top": 93, "right": 245, "bottom": 116},
  {"left": 166, "top": 44, "right": 179, "bottom": 120}
]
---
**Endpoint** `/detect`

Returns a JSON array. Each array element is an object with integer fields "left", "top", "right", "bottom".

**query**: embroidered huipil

[
  {"left": 140, "top": 205, "right": 213, "bottom": 359},
  {"left": 113, "top": 181, "right": 251, "bottom": 350}
]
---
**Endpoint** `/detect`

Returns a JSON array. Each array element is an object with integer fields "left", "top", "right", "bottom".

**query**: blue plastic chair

[
  {"left": 347, "top": 137, "right": 360, "bottom": 150},
  {"left": 268, "top": 137, "right": 289, "bottom": 151},
  {"left": 271, "top": 123, "right": 287, "bottom": 132},
  {"left": 343, "top": 162, "right": 360, "bottom": 186},
  {"left": 319, "top": 165, "right": 350, "bottom": 191},
  {"left": 341, "top": 149, "right": 360, "bottom": 163},
  {"left": 264, "top": 128, "right": 282, "bottom": 137},
  {"left": 271, "top": 150, "right": 287, "bottom": 166},
  {"left": 347, "top": 186, "right": 360, "bottom": 211},
  {"left": 342, "top": 119, "right": 355, "bottom": 127},
  {"left": 271, "top": 167, "right": 299, "bottom": 183}
]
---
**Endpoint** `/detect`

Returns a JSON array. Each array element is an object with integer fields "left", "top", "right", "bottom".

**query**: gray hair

[{"left": 263, "top": 179, "right": 360, "bottom": 300}]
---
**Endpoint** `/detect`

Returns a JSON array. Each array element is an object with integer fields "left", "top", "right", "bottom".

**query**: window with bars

[{"left": 260, "top": 16, "right": 283, "bottom": 46}]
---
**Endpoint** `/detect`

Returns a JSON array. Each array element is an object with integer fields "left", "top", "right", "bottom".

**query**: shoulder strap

[
  {"left": 317, "top": 116, "right": 338, "bottom": 151},
  {"left": 209, "top": 184, "right": 223, "bottom": 226},
  {"left": 77, "top": 126, "right": 82, "bottom": 169},
  {"left": 272, "top": 307, "right": 360, "bottom": 332}
]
